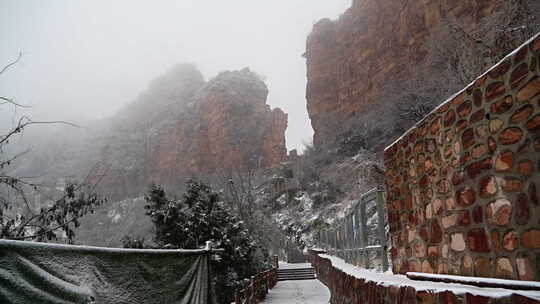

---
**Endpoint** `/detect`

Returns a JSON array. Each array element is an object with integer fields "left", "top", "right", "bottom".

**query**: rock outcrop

[
  {"left": 306, "top": 0, "right": 508, "bottom": 147},
  {"left": 23, "top": 65, "right": 287, "bottom": 200},
  {"left": 71, "top": 67, "right": 288, "bottom": 246},
  {"left": 143, "top": 68, "right": 288, "bottom": 185}
]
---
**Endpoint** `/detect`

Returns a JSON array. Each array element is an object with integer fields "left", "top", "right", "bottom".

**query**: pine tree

[{"left": 142, "top": 180, "right": 269, "bottom": 303}]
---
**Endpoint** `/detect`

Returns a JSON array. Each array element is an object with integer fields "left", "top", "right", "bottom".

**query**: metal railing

[{"left": 317, "top": 186, "right": 389, "bottom": 271}]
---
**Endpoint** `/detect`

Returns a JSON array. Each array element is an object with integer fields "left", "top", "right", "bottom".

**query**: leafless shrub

[
  {"left": 432, "top": 0, "right": 540, "bottom": 88},
  {"left": 1, "top": 54, "right": 107, "bottom": 243}
]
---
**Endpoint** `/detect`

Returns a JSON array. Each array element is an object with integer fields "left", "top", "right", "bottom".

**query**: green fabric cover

[{"left": 0, "top": 240, "right": 218, "bottom": 304}]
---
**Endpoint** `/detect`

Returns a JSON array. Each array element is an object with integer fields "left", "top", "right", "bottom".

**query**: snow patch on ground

[
  {"left": 276, "top": 193, "right": 288, "bottom": 206},
  {"left": 297, "top": 192, "right": 313, "bottom": 210},
  {"left": 105, "top": 197, "right": 147, "bottom": 224},
  {"left": 279, "top": 262, "right": 313, "bottom": 270},
  {"left": 320, "top": 254, "right": 540, "bottom": 300},
  {"left": 106, "top": 209, "right": 122, "bottom": 223},
  {"left": 262, "top": 280, "right": 330, "bottom": 304}
]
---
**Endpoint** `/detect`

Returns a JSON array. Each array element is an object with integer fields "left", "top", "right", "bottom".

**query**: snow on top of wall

[
  {"left": 0, "top": 239, "right": 214, "bottom": 255},
  {"left": 407, "top": 272, "right": 540, "bottom": 290},
  {"left": 319, "top": 254, "right": 540, "bottom": 300}
]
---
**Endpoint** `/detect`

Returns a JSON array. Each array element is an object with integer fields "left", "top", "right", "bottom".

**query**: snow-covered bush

[{"left": 141, "top": 181, "right": 269, "bottom": 304}]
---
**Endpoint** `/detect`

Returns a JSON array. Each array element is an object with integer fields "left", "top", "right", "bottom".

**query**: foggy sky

[{"left": 0, "top": 0, "right": 351, "bottom": 151}]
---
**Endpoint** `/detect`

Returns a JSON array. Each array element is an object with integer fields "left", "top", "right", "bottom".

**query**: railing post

[
  {"left": 339, "top": 223, "right": 344, "bottom": 259},
  {"left": 250, "top": 276, "right": 255, "bottom": 304},
  {"left": 324, "top": 229, "right": 329, "bottom": 251},
  {"left": 330, "top": 229, "right": 335, "bottom": 255},
  {"left": 359, "top": 196, "right": 369, "bottom": 268},
  {"left": 376, "top": 185, "right": 389, "bottom": 272},
  {"left": 347, "top": 214, "right": 353, "bottom": 263},
  {"left": 264, "top": 271, "right": 269, "bottom": 295},
  {"left": 343, "top": 217, "right": 348, "bottom": 262},
  {"left": 234, "top": 290, "right": 240, "bottom": 304},
  {"left": 313, "top": 186, "right": 388, "bottom": 271}
]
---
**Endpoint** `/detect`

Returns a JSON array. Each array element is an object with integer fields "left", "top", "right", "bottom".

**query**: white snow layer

[
  {"left": 0, "top": 239, "right": 213, "bottom": 254},
  {"left": 319, "top": 254, "right": 540, "bottom": 300},
  {"left": 262, "top": 280, "right": 330, "bottom": 304},
  {"left": 298, "top": 192, "right": 314, "bottom": 210},
  {"left": 279, "top": 262, "right": 313, "bottom": 270},
  {"left": 407, "top": 272, "right": 540, "bottom": 290}
]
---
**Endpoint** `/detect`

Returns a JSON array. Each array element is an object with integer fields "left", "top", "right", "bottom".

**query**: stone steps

[{"left": 277, "top": 267, "right": 316, "bottom": 281}]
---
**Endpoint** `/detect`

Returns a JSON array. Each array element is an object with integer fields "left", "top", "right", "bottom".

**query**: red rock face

[
  {"left": 93, "top": 67, "right": 287, "bottom": 199},
  {"left": 262, "top": 108, "right": 288, "bottom": 167},
  {"left": 145, "top": 69, "right": 288, "bottom": 185},
  {"left": 305, "top": 0, "right": 506, "bottom": 147}
]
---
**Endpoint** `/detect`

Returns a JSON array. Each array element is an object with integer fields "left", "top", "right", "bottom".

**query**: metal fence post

[
  {"left": 352, "top": 206, "right": 359, "bottom": 266},
  {"left": 250, "top": 276, "right": 255, "bottom": 304},
  {"left": 343, "top": 217, "right": 348, "bottom": 262},
  {"left": 359, "top": 195, "right": 369, "bottom": 268},
  {"left": 340, "top": 223, "right": 345, "bottom": 259},
  {"left": 313, "top": 186, "right": 388, "bottom": 272},
  {"left": 332, "top": 229, "right": 337, "bottom": 255},
  {"left": 376, "top": 185, "right": 389, "bottom": 272},
  {"left": 336, "top": 224, "right": 340, "bottom": 258},
  {"left": 324, "top": 229, "right": 329, "bottom": 251},
  {"left": 347, "top": 215, "right": 353, "bottom": 263}
]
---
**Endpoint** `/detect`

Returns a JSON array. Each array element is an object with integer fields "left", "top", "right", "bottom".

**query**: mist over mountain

[{"left": 1, "top": 1, "right": 539, "bottom": 302}]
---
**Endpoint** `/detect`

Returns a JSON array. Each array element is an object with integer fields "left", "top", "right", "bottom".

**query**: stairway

[{"left": 277, "top": 267, "right": 316, "bottom": 281}]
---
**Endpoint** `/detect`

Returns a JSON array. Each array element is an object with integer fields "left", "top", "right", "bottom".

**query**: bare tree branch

[
  {"left": 11, "top": 165, "right": 108, "bottom": 240},
  {"left": 0, "top": 96, "right": 30, "bottom": 108},
  {"left": 0, "top": 52, "right": 22, "bottom": 76},
  {"left": 0, "top": 115, "right": 79, "bottom": 146},
  {"left": 0, "top": 52, "right": 107, "bottom": 243},
  {"left": 13, "top": 216, "right": 78, "bottom": 240},
  {"left": 0, "top": 149, "right": 30, "bottom": 169}
]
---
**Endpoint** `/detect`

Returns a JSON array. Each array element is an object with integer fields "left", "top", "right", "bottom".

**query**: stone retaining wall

[
  {"left": 307, "top": 251, "right": 540, "bottom": 304},
  {"left": 383, "top": 33, "right": 540, "bottom": 281}
]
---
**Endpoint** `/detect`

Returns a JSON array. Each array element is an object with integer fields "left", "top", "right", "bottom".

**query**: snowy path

[
  {"left": 263, "top": 263, "right": 329, "bottom": 304},
  {"left": 262, "top": 280, "right": 330, "bottom": 304}
]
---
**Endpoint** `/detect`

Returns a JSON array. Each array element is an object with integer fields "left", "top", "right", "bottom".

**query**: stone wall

[
  {"left": 384, "top": 34, "right": 540, "bottom": 281},
  {"left": 307, "top": 251, "right": 540, "bottom": 304}
]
